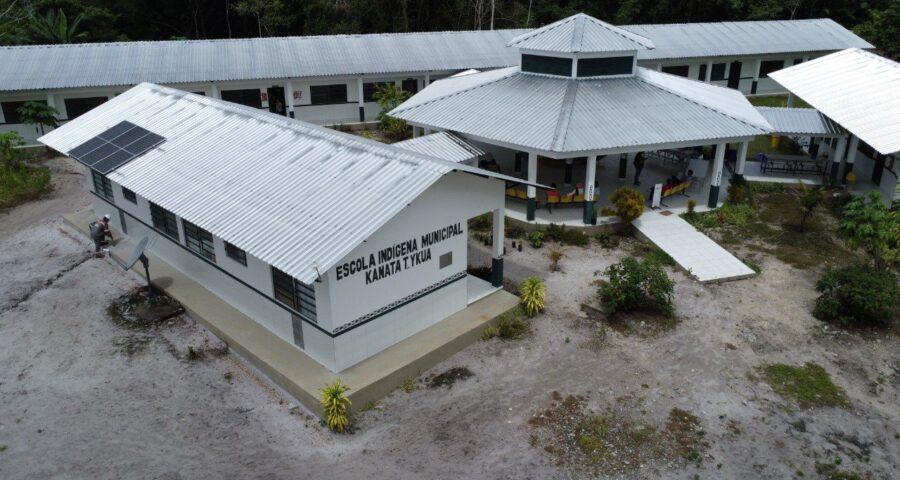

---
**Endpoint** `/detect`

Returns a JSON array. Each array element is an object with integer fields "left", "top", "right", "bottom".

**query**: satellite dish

[
  {"left": 122, "top": 236, "right": 149, "bottom": 271},
  {"left": 116, "top": 236, "right": 154, "bottom": 297}
]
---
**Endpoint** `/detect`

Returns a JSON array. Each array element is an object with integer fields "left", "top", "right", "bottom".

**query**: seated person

[{"left": 680, "top": 169, "right": 694, "bottom": 183}]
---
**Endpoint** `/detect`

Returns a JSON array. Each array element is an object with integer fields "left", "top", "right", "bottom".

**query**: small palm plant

[
  {"left": 319, "top": 380, "right": 352, "bottom": 433},
  {"left": 548, "top": 247, "right": 565, "bottom": 272},
  {"left": 520, "top": 276, "right": 546, "bottom": 317}
]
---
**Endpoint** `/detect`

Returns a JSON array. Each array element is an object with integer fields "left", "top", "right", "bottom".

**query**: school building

[
  {"left": 1, "top": 17, "right": 872, "bottom": 145},
  {"left": 40, "top": 83, "right": 533, "bottom": 372}
]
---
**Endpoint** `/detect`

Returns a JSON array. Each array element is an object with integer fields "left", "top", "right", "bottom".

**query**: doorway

[
  {"left": 727, "top": 61, "right": 742, "bottom": 90},
  {"left": 267, "top": 86, "right": 286, "bottom": 116}
]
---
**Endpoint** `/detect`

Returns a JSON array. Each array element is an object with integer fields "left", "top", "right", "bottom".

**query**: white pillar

[
  {"left": 656, "top": 63, "right": 662, "bottom": 72},
  {"left": 356, "top": 77, "right": 365, "bottom": 122},
  {"left": 424, "top": 73, "right": 431, "bottom": 86},
  {"left": 705, "top": 62, "right": 712, "bottom": 82},
  {"left": 708, "top": 142, "right": 726, "bottom": 208},
  {"left": 285, "top": 80, "right": 295, "bottom": 118},
  {"left": 46, "top": 94, "right": 59, "bottom": 122},
  {"left": 787, "top": 93, "right": 795, "bottom": 108},
  {"left": 210, "top": 83, "right": 220, "bottom": 99},
  {"left": 491, "top": 207, "right": 504, "bottom": 287},
  {"left": 583, "top": 155, "right": 597, "bottom": 224},
  {"left": 736, "top": 141, "right": 749, "bottom": 176},
  {"left": 527, "top": 152, "right": 537, "bottom": 221}
]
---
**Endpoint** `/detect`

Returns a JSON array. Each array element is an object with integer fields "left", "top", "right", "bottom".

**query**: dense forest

[{"left": 0, "top": 0, "right": 898, "bottom": 57}]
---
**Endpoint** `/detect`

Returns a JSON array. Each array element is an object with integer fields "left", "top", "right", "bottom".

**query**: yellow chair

[{"left": 516, "top": 190, "right": 528, "bottom": 200}]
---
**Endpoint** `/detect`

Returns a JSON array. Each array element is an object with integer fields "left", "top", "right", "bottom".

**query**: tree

[
  {"left": 27, "top": 8, "right": 87, "bottom": 44},
  {"left": 233, "top": 0, "right": 287, "bottom": 37},
  {"left": 373, "top": 83, "right": 411, "bottom": 142},
  {"left": 838, "top": 191, "right": 897, "bottom": 270},
  {"left": 797, "top": 183, "right": 823, "bottom": 233},
  {"left": 16, "top": 101, "right": 59, "bottom": 136},
  {"left": 854, "top": 0, "right": 900, "bottom": 59}
]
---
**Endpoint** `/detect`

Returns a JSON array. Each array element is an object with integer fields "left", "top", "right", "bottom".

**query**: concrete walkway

[
  {"left": 64, "top": 209, "right": 519, "bottom": 416},
  {"left": 634, "top": 210, "right": 756, "bottom": 283}
]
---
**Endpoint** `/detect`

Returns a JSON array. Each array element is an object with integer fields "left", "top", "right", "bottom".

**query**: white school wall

[
  {"left": 86, "top": 166, "right": 503, "bottom": 372},
  {"left": 85, "top": 166, "right": 337, "bottom": 370},
  {"left": 326, "top": 171, "right": 504, "bottom": 371}
]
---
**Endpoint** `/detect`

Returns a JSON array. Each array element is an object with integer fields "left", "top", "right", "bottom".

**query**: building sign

[
  {"left": 293, "top": 90, "right": 302, "bottom": 100},
  {"left": 336, "top": 223, "right": 463, "bottom": 285}
]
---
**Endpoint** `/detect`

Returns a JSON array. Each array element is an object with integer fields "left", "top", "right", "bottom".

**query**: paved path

[{"left": 634, "top": 210, "right": 756, "bottom": 283}]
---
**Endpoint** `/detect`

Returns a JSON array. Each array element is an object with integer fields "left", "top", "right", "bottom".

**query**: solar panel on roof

[
  {"left": 97, "top": 121, "right": 137, "bottom": 140},
  {"left": 68, "top": 121, "right": 165, "bottom": 174}
]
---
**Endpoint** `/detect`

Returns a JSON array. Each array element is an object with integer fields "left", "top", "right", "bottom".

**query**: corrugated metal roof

[
  {"left": 770, "top": 49, "right": 900, "bottom": 155},
  {"left": 756, "top": 107, "right": 845, "bottom": 137},
  {"left": 0, "top": 18, "right": 871, "bottom": 92},
  {"left": 38, "top": 83, "right": 534, "bottom": 284},
  {"left": 507, "top": 13, "right": 653, "bottom": 53},
  {"left": 0, "top": 29, "right": 524, "bottom": 91},
  {"left": 626, "top": 18, "right": 873, "bottom": 60},
  {"left": 390, "top": 67, "right": 771, "bottom": 155},
  {"left": 394, "top": 132, "right": 483, "bottom": 163}
]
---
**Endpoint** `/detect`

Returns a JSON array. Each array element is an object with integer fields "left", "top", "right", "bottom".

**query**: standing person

[
  {"left": 90, "top": 214, "right": 113, "bottom": 258},
  {"left": 633, "top": 152, "right": 646, "bottom": 186}
]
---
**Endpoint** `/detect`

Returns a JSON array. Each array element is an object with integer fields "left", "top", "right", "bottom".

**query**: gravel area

[{"left": 0, "top": 160, "right": 897, "bottom": 479}]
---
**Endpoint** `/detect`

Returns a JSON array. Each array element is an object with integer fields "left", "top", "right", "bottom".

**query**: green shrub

[
  {"left": 595, "top": 232, "right": 620, "bottom": 249},
  {"left": 727, "top": 183, "right": 751, "bottom": 205},
  {"left": 797, "top": 184, "right": 824, "bottom": 233},
  {"left": 319, "top": 380, "right": 352, "bottom": 433},
  {"left": 609, "top": 187, "right": 645, "bottom": 224},
  {"left": 544, "top": 223, "right": 589, "bottom": 246},
  {"left": 482, "top": 308, "right": 530, "bottom": 340},
  {"left": 468, "top": 213, "right": 492, "bottom": 231},
  {"left": 505, "top": 224, "right": 525, "bottom": 239},
  {"left": 520, "top": 276, "right": 546, "bottom": 317},
  {"left": 598, "top": 257, "right": 674, "bottom": 317},
  {"left": 839, "top": 191, "right": 898, "bottom": 270},
  {"left": 813, "top": 264, "right": 899, "bottom": 328},
  {"left": 548, "top": 247, "right": 565, "bottom": 271},
  {"left": 529, "top": 230, "right": 544, "bottom": 248}
]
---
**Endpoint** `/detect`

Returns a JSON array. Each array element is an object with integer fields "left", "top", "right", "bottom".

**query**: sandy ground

[{"left": 0, "top": 159, "right": 897, "bottom": 479}]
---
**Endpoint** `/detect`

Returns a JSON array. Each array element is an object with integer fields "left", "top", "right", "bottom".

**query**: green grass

[
  {"left": 758, "top": 363, "right": 849, "bottom": 409},
  {"left": 0, "top": 165, "right": 53, "bottom": 210},
  {"left": 748, "top": 94, "right": 812, "bottom": 109},
  {"left": 747, "top": 133, "right": 806, "bottom": 160}
]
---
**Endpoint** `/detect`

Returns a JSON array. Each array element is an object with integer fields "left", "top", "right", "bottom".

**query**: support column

[
  {"left": 583, "top": 155, "right": 597, "bottom": 224},
  {"left": 751, "top": 59, "right": 761, "bottom": 94},
  {"left": 842, "top": 135, "right": 859, "bottom": 185},
  {"left": 705, "top": 62, "right": 712, "bottom": 82},
  {"left": 357, "top": 77, "right": 365, "bottom": 122},
  {"left": 424, "top": 72, "right": 431, "bottom": 87},
  {"left": 708, "top": 142, "right": 726, "bottom": 208},
  {"left": 618, "top": 153, "right": 630, "bottom": 181},
  {"left": 733, "top": 141, "right": 749, "bottom": 184},
  {"left": 285, "top": 80, "right": 295, "bottom": 118},
  {"left": 564, "top": 158, "right": 573, "bottom": 185},
  {"left": 830, "top": 135, "right": 847, "bottom": 182},
  {"left": 491, "top": 207, "right": 504, "bottom": 287},
  {"left": 787, "top": 93, "right": 795, "bottom": 108},
  {"left": 527, "top": 152, "right": 537, "bottom": 221},
  {"left": 210, "top": 83, "right": 220, "bottom": 99}
]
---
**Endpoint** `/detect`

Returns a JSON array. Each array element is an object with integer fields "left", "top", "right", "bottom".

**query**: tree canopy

[{"left": 0, "top": 0, "right": 896, "bottom": 58}]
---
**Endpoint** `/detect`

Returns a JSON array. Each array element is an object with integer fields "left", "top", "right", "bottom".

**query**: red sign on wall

[{"left": 260, "top": 92, "right": 268, "bottom": 102}]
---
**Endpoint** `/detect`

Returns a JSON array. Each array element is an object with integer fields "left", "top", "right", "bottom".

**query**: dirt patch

[
  {"left": 528, "top": 393, "right": 708, "bottom": 476},
  {"left": 427, "top": 367, "right": 474, "bottom": 389},
  {"left": 106, "top": 288, "right": 184, "bottom": 331}
]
